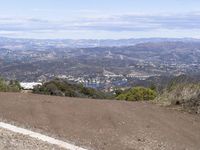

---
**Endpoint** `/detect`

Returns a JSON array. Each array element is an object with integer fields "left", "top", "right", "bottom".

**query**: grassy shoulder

[{"left": 155, "top": 83, "right": 200, "bottom": 114}]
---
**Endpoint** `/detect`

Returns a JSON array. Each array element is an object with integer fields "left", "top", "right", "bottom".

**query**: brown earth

[
  {"left": 0, "top": 128, "right": 65, "bottom": 150},
  {"left": 0, "top": 92, "right": 200, "bottom": 150}
]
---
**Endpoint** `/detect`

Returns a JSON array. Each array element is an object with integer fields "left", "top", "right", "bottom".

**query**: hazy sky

[{"left": 0, "top": 0, "right": 200, "bottom": 39}]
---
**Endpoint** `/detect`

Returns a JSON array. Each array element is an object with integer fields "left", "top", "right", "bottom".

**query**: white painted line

[{"left": 0, "top": 122, "right": 88, "bottom": 150}]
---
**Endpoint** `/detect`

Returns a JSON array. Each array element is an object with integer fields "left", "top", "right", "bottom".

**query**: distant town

[{"left": 1, "top": 37, "right": 200, "bottom": 91}]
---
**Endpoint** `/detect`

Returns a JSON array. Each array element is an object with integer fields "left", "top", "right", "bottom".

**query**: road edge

[{"left": 0, "top": 122, "right": 88, "bottom": 150}]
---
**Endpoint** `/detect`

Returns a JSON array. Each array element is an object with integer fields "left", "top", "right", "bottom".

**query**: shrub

[
  {"left": 155, "top": 83, "right": 200, "bottom": 114},
  {"left": 0, "top": 78, "right": 21, "bottom": 92},
  {"left": 116, "top": 87, "right": 157, "bottom": 101}
]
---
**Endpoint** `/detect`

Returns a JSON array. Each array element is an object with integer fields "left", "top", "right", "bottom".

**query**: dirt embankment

[{"left": 0, "top": 92, "right": 200, "bottom": 150}]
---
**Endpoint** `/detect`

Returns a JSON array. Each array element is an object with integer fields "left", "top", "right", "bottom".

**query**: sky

[{"left": 0, "top": 0, "right": 200, "bottom": 39}]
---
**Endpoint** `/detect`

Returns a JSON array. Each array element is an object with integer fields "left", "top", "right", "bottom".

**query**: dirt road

[{"left": 0, "top": 92, "right": 200, "bottom": 150}]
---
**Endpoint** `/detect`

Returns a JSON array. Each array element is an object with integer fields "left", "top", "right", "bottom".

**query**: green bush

[
  {"left": 33, "top": 79, "right": 109, "bottom": 99},
  {"left": 0, "top": 78, "right": 21, "bottom": 92},
  {"left": 116, "top": 87, "right": 157, "bottom": 101}
]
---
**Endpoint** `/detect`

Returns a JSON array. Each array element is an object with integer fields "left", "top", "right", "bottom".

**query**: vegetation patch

[
  {"left": 155, "top": 83, "right": 200, "bottom": 114},
  {"left": 33, "top": 78, "right": 111, "bottom": 99},
  {"left": 116, "top": 87, "right": 157, "bottom": 101},
  {"left": 0, "top": 78, "right": 21, "bottom": 92}
]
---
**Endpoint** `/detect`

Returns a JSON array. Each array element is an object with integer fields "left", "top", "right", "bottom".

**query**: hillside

[
  {"left": 1, "top": 41, "right": 200, "bottom": 83},
  {"left": 156, "top": 83, "right": 200, "bottom": 114},
  {"left": 32, "top": 78, "right": 110, "bottom": 99},
  {"left": 0, "top": 92, "right": 200, "bottom": 150}
]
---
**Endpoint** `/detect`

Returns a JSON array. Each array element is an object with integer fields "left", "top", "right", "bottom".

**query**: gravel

[{"left": 0, "top": 127, "right": 65, "bottom": 150}]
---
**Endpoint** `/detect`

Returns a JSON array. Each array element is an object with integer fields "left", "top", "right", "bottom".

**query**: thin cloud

[{"left": 0, "top": 12, "right": 200, "bottom": 38}]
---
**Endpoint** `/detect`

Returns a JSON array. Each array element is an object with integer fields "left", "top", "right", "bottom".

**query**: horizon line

[{"left": 1, "top": 36, "right": 200, "bottom": 41}]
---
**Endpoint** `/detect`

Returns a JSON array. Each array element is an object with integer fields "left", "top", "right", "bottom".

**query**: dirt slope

[{"left": 0, "top": 92, "right": 200, "bottom": 150}]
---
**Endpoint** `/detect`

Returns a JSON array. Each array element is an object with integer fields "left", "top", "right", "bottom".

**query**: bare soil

[
  {"left": 0, "top": 128, "right": 65, "bottom": 150},
  {"left": 0, "top": 92, "right": 200, "bottom": 150}
]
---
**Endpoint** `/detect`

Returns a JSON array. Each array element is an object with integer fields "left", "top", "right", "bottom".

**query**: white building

[{"left": 20, "top": 82, "right": 42, "bottom": 90}]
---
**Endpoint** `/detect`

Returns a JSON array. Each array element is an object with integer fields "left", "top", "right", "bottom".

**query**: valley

[{"left": 1, "top": 38, "right": 200, "bottom": 91}]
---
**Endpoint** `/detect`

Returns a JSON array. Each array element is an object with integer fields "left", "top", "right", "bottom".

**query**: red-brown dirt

[{"left": 0, "top": 92, "right": 200, "bottom": 150}]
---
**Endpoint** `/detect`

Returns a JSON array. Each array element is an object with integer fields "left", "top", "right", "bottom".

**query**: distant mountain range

[{"left": 1, "top": 37, "right": 200, "bottom": 49}]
